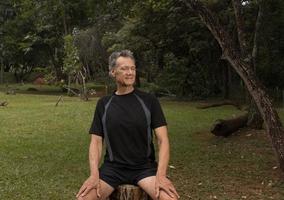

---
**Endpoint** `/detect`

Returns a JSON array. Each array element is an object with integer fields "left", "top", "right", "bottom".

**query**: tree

[
  {"left": 230, "top": 0, "right": 263, "bottom": 129},
  {"left": 256, "top": 1, "right": 284, "bottom": 89},
  {"left": 1, "top": 0, "right": 92, "bottom": 82},
  {"left": 1, "top": 0, "right": 39, "bottom": 82},
  {"left": 63, "top": 33, "right": 88, "bottom": 100},
  {"left": 0, "top": 1, "right": 14, "bottom": 84},
  {"left": 104, "top": 0, "right": 223, "bottom": 97},
  {"left": 182, "top": 0, "right": 284, "bottom": 172}
]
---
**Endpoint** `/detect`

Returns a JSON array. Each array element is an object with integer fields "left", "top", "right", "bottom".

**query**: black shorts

[{"left": 99, "top": 162, "right": 157, "bottom": 189}]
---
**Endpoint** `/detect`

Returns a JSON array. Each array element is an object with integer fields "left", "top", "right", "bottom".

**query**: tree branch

[
  {"left": 252, "top": 0, "right": 263, "bottom": 72},
  {"left": 181, "top": 0, "right": 239, "bottom": 59},
  {"left": 232, "top": 0, "right": 249, "bottom": 59}
]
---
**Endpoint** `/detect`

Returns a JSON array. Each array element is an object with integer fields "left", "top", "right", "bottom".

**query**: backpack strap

[
  {"left": 133, "top": 93, "right": 152, "bottom": 157},
  {"left": 102, "top": 96, "right": 115, "bottom": 161}
]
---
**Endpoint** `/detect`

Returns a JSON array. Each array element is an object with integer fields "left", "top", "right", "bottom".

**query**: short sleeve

[
  {"left": 89, "top": 98, "right": 104, "bottom": 137},
  {"left": 150, "top": 96, "right": 167, "bottom": 129}
]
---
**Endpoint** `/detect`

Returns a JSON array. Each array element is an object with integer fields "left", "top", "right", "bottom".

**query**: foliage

[
  {"left": 256, "top": 0, "right": 284, "bottom": 88},
  {"left": 63, "top": 34, "right": 80, "bottom": 77},
  {"left": 1, "top": 0, "right": 284, "bottom": 97},
  {"left": 157, "top": 53, "right": 209, "bottom": 98}
]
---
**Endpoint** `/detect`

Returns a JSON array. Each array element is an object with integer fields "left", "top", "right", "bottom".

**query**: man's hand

[
  {"left": 155, "top": 175, "right": 179, "bottom": 199},
  {"left": 76, "top": 174, "right": 101, "bottom": 198}
]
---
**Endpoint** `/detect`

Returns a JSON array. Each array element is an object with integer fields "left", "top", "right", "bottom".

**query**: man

[{"left": 76, "top": 50, "right": 179, "bottom": 200}]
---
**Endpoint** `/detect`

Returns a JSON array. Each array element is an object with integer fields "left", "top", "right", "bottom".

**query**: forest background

[
  {"left": 0, "top": 0, "right": 283, "bottom": 102},
  {"left": 1, "top": 0, "right": 284, "bottom": 199}
]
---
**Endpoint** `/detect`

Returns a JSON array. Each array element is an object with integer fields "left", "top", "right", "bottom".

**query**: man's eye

[{"left": 119, "top": 67, "right": 136, "bottom": 71}]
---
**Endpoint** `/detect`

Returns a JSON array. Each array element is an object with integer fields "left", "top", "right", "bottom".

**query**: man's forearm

[
  {"left": 156, "top": 129, "right": 170, "bottom": 177},
  {"left": 89, "top": 136, "right": 102, "bottom": 177},
  {"left": 154, "top": 127, "right": 179, "bottom": 198}
]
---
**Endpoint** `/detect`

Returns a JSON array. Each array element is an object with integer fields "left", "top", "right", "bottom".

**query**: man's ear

[{"left": 109, "top": 69, "right": 115, "bottom": 77}]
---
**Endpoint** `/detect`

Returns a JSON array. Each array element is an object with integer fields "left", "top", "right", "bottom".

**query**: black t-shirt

[{"left": 89, "top": 89, "right": 167, "bottom": 168}]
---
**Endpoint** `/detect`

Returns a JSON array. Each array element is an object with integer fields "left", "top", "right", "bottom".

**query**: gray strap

[
  {"left": 102, "top": 96, "right": 114, "bottom": 161},
  {"left": 134, "top": 94, "right": 152, "bottom": 157}
]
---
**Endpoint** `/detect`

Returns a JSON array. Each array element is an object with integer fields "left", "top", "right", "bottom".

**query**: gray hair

[{"left": 108, "top": 50, "right": 135, "bottom": 70}]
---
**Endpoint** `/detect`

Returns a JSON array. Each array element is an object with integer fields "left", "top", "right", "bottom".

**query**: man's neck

[{"left": 115, "top": 85, "right": 134, "bottom": 95}]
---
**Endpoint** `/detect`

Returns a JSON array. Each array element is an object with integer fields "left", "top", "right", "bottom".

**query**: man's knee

[
  {"left": 77, "top": 195, "right": 95, "bottom": 200},
  {"left": 76, "top": 191, "right": 98, "bottom": 200},
  {"left": 77, "top": 195, "right": 98, "bottom": 200},
  {"left": 77, "top": 196, "right": 84, "bottom": 200},
  {"left": 159, "top": 192, "right": 178, "bottom": 200}
]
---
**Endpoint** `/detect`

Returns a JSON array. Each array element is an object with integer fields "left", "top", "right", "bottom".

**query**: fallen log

[
  {"left": 197, "top": 100, "right": 241, "bottom": 110},
  {"left": 107, "top": 185, "right": 151, "bottom": 200},
  {"left": 62, "top": 86, "right": 80, "bottom": 96},
  {"left": 211, "top": 113, "right": 248, "bottom": 137}
]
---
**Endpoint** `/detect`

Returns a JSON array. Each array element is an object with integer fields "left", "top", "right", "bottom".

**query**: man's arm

[
  {"left": 155, "top": 126, "right": 170, "bottom": 177},
  {"left": 155, "top": 126, "right": 179, "bottom": 199},
  {"left": 89, "top": 135, "right": 103, "bottom": 177},
  {"left": 76, "top": 135, "right": 103, "bottom": 198}
]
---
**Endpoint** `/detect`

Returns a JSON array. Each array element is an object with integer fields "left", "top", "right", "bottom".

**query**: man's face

[{"left": 111, "top": 56, "right": 136, "bottom": 87}]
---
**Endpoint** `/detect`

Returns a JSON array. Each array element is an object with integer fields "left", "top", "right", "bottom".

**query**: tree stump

[{"left": 107, "top": 185, "right": 152, "bottom": 200}]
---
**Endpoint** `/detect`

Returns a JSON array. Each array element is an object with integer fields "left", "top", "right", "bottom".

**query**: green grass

[{"left": 0, "top": 91, "right": 284, "bottom": 199}]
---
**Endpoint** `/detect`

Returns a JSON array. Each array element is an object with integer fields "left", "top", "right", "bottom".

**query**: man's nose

[{"left": 126, "top": 68, "right": 134, "bottom": 74}]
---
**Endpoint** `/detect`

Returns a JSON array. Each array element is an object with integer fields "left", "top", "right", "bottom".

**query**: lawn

[{"left": 0, "top": 91, "right": 284, "bottom": 199}]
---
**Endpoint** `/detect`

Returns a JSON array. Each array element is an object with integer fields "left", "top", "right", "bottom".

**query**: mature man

[{"left": 76, "top": 50, "right": 179, "bottom": 200}]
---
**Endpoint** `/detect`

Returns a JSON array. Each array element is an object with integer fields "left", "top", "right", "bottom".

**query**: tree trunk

[
  {"left": 0, "top": 60, "right": 4, "bottom": 84},
  {"left": 108, "top": 185, "right": 151, "bottom": 200},
  {"left": 223, "top": 62, "right": 229, "bottom": 99},
  {"left": 49, "top": 48, "right": 63, "bottom": 82},
  {"left": 85, "top": 59, "right": 92, "bottom": 81},
  {"left": 79, "top": 71, "right": 88, "bottom": 101},
  {"left": 247, "top": 97, "right": 263, "bottom": 129},
  {"left": 252, "top": 0, "right": 263, "bottom": 72},
  {"left": 183, "top": 0, "right": 284, "bottom": 172},
  {"left": 246, "top": 0, "right": 264, "bottom": 129},
  {"left": 226, "top": 54, "right": 284, "bottom": 171},
  {"left": 67, "top": 74, "right": 71, "bottom": 96},
  {"left": 231, "top": 0, "right": 249, "bottom": 59}
]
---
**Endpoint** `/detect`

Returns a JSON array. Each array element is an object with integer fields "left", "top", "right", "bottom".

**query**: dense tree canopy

[{"left": 0, "top": 0, "right": 283, "bottom": 98}]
